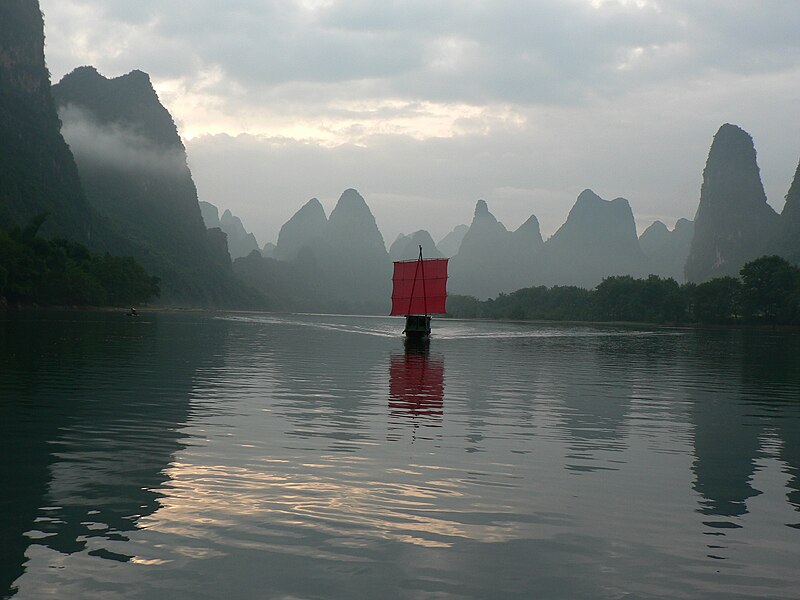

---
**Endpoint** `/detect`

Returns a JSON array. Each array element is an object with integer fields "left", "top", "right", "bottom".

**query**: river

[{"left": 1, "top": 311, "right": 799, "bottom": 599}]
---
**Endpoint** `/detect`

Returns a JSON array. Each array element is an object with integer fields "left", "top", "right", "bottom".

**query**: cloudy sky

[{"left": 40, "top": 0, "right": 800, "bottom": 247}]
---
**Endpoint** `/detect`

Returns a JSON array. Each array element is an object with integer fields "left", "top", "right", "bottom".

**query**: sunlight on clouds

[
  {"left": 323, "top": 100, "right": 527, "bottom": 142},
  {"left": 429, "top": 36, "right": 477, "bottom": 73},
  {"left": 588, "top": 0, "right": 660, "bottom": 9},
  {"left": 154, "top": 69, "right": 239, "bottom": 140},
  {"left": 614, "top": 40, "right": 690, "bottom": 72},
  {"left": 295, "top": 0, "right": 336, "bottom": 12},
  {"left": 155, "top": 73, "right": 528, "bottom": 145},
  {"left": 616, "top": 45, "right": 647, "bottom": 71},
  {"left": 44, "top": 3, "right": 146, "bottom": 73}
]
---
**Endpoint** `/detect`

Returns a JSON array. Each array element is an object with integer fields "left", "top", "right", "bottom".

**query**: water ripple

[{"left": 3, "top": 311, "right": 800, "bottom": 599}]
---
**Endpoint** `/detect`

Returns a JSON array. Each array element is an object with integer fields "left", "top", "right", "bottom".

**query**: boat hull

[{"left": 403, "top": 315, "right": 431, "bottom": 338}]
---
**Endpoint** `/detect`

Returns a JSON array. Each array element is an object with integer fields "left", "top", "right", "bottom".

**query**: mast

[
  {"left": 419, "top": 246, "right": 428, "bottom": 316},
  {"left": 406, "top": 246, "right": 422, "bottom": 316}
]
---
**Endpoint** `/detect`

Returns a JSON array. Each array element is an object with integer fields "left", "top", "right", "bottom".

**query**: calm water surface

[{"left": 1, "top": 311, "right": 799, "bottom": 599}]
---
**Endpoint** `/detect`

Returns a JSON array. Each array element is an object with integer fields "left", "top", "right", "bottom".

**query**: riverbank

[{"left": 4, "top": 304, "right": 799, "bottom": 332}]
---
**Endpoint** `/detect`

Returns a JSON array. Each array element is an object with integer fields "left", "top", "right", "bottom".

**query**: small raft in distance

[{"left": 390, "top": 246, "right": 449, "bottom": 339}]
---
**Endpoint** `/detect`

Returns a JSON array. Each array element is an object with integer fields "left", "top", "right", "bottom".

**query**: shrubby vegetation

[
  {"left": 447, "top": 255, "right": 800, "bottom": 326},
  {"left": 0, "top": 215, "right": 159, "bottom": 307}
]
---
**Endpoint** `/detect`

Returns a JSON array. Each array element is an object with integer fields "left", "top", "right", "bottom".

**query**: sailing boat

[{"left": 390, "top": 246, "right": 449, "bottom": 338}]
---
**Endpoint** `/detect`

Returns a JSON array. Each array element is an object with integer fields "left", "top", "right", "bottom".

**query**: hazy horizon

[{"left": 40, "top": 0, "right": 800, "bottom": 246}]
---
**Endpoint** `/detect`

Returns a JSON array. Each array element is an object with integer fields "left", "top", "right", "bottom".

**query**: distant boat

[{"left": 391, "top": 246, "right": 449, "bottom": 338}]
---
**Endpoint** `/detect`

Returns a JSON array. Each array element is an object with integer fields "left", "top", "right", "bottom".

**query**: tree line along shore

[
  {"left": 0, "top": 215, "right": 159, "bottom": 309},
  {"left": 4, "top": 214, "right": 798, "bottom": 330},
  {"left": 446, "top": 255, "right": 800, "bottom": 327}
]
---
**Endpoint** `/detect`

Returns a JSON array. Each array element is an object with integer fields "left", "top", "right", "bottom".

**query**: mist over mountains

[
  {"left": 51, "top": 66, "right": 260, "bottom": 307},
  {"left": 3, "top": 0, "right": 800, "bottom": 313},
  {"left": 231, "top": 189, "right": 391, "bottom": 313}
]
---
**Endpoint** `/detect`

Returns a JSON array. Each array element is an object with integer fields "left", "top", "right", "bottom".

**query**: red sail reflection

[{"left": 389, "top": 343, "right": 444, "bottom": 421}]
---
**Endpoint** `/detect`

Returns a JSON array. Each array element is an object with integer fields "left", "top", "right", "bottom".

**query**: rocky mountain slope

[
  {"left": 449, "top": 200, "right": 543, "bottom": 298},
  {"left": 274, "top": 198, "right": 327, "bottom": 261},
  {"left": 0, "top": 0, "right": 91, "bottom": 240},
  {"left": 639, "top": 218, "right": 694, "bottom": 282},
  {"left": 538, "top": 189, "right": 647, "bottom": 288},
  {"left": 684, "top": 124, "right": 780, "bottom": 282}
]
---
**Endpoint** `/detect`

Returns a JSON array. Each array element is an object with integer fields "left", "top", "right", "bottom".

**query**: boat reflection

[{"left": 388, "top": 339, "right": 445, "bottom": 422}]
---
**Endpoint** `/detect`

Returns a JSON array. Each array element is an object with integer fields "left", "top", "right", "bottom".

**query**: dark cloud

[{"left": 43, "top": 1, "right": 800, "bottom": 107}]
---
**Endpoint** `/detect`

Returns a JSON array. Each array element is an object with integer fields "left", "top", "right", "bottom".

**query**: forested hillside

[{"left": 0, "top": 215, "right": 159, "bottom": 307}]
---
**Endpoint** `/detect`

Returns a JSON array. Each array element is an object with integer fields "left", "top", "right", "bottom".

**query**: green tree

[
  {"left": 740, "top": 255, "right": 800, "bottom": 323},
  {"left": 640, "top": 275, "right": 688, "bottom": 323},
  {"left": 545, "top": 286, "right": 593, "bottom": 320},
  {"left": 692, "top": 277, "right": 742, "bottom": 324},
  {"left": 91, "top": 255, "right": 161, "bottom": 306},
  {"left": 445, "top": 294, "right": 480, "bottom": 318},
  {"left": 593, "top": 276, "right": 645, "bottom": 321},
  {"left": 441, "top": 256, "right": 800, "bottom": 327},
  {"left": 0, "top": 214, "right": 159, "bottom": 307}
]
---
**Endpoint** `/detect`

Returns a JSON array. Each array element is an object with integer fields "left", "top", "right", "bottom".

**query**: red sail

[{"left": 390, "top": 258, "right": 449, "bottom": 315}]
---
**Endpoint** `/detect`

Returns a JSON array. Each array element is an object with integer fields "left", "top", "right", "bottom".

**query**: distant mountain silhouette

[
  {"left": 776, "top": 158, "right": 800, "bottom": 263},
  {"left": 639, "top": 218, "right": 694, "bottom": 282},
  {"left": 235, "top": 189, "right": 391, "bottom": 313},
  {"left": 512, "top": 214, "right": 544, "bottom": 259},
  {"left": 538, "top": 189, "right": 646, "bottom": 288},
  {"left": 5, "top": 8, "right": 799, "bottom": 316},
  {"left": 782, "top": 159, "right": 800, "bottom": 234},
  {"left": 449, "top": 200, "right": 510, "bottom": 298},
  {"left": 437, "top": 224, "right": 469, "bottom": 258},
  {"left": 0, "top": 0, "right": 91, "bottom": 240},
  {"left": 639, "top": 221, "right": 670, "bottom": 256},
  {"left": 52, "top": 66, "right": 260, "bottom": 307},
  {"left": 199, "top": 202, "right": 262, "bottom": 260},
  {"left": 233, "top": 250, "right": 322, "bottom": 312},
  {"left": 275, "top": 198, "right": 327, "bottom": 261},
  {"left": 262, "top": 242, "right": 276, "bottom": 258},
  {"left": 389, "top": 230, "right": 442, "bottom": 261},
  {"left": 6, "top": 16, "right": 799, "bottom": 317},
  {"left": 685, "top": 124, "right": 780, "bottom": 283},
  {"left": 220, "top": 209, "right": 259, "bottom": 259},
  {"left": 319, "top": 189, "right": 391, "bottom": 311},
  {"left": 449, "top": 200, "right": 543, "bottom": 299},
  {"left": 199, "top": 201, "right": 221, "bottom": 229}
]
